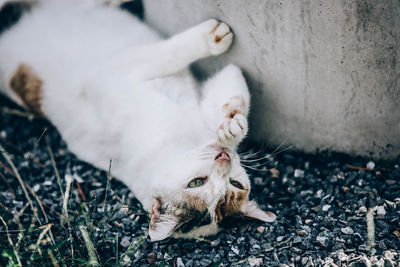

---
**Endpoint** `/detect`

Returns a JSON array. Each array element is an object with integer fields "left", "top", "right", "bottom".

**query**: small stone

[
  {"left": 300, "top": 190, "right": 313, "bottom": 196},
  {"left": 33, "top": 184, "right": 40, "bottom": 192},
  {"left": 329, "top": 175, "right": 338, "bottom": 183},
  {"left": 276, "top": 236, "right": 285, "bottom": 242},
  {"left": 270, "top": 168, "right": 280, "bottom": 178},
  {"left": 315, "top": 189, "right": 324, "bottom": 198},
  {"left": 121, "top": 255, "right": 131, "bottom": 265},
  {"left": 213, "top": 254, "right": 222, "bottom": 263},
  {"left": 376, "top": 205, "right": 386, "bottom": 217},
  {"left": 254, "top": 177, "right": 263, "bottom": 185},
  {"left": 366, "top": 161, "right": 375, "bottom": 170},
  {"left": 337, "top": 251, "right": 348, "bottom": 262},
  {"left": 383, "top": 250, "right": 395, "bottom": 260},
  {"left": 385, "top": 200, "right": 396, "bottom": 208},
  {"left": 185, "top": 259, "right": 194, "bottom": 267},
  {"left": 43, "top": 180, "right": 52, "bottom": 186},
  {"left": 341, "top": 227, "right": 354, "bottom": 235},
  {"left": 301, "top": 225, "right": 311, "bottom": 233},
  {"left": 293, "top": 236, "right": 302, "bottom": 244},
  {"left": 349, "top": 257, "right": 369, "bottom": 267},
  {"left": 358, "top": 206, "right": 367, "bottom": 213},
  {"left": 384, "top": 259, "right": 393, "bottom": 267},
  {"left": 294, "top": 169, "right": 305, "bottom": 178},
  {"left": 316, "top": 236, "right": 328, "bottom": 247},
  {"left": 199, "top": 259, "right": 212, "bottom": 266},
  {"left": 231, "top": 246, "right": 240, "bottom": 255},
  {"left": 176, "top": 257, "right": 184, "bottom": 267},
  {"left": 296, "top": 230, "right": 308, "bottom": 236},
  {"left": 301, "top": 257, "right": 309, "bottom": 265},
  {"left": 316, "top": 231, "right": 333, "bottom": 247},
  {"left": 378, "top": 240, "right": 387, "bottom": 250},
  {"left": 12, "top": 201, "right": 23, "bottom": 210},
  {"left": 394, "top": 230, "right": 400, "bottom": 238},
  {"left": 134, "top": 251, "right": 143, "bottom": 260},
  {"left": 72, "top": 173, "right": 84, "bottom": 183},
  {"left": 146, "top": 253, "right": 156, "bottom": 265},
  {"left": 322, "top": 204, "right": 331, "bottom": 211},
  {"left": 249, "top": 257, "right": 263, "bottom": 267},
  {"left": 120, "top": 237, "right": 130, "bottom": 248},
  {"left": 164, "top": 253, "right": 172, "bottom": 261},
  {"left": 257, "top": 226, "right": 265, "bottom": 233},
  {"left": 325, "top": 257, "right": 334, "bottom": 264},
  {"left": 304, "top": 219, "right": 312, "bottom": 224},
  {"left": 294, "top": 215, "right": 303, "bottom": 226}
]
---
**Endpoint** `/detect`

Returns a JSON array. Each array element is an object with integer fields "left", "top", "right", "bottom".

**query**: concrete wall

[{"left": 143, "top": 0, "right": 400, "bottom": 159}]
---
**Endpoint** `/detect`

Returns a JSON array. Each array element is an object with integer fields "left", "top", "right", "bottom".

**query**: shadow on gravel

[{"left": 0, "top": 95, "right": 399, "bottom": 266}]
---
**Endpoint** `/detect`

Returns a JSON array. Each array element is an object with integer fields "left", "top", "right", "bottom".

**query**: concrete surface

[{"left": 143, "top": 0, "right": 400, "bottom": 160}]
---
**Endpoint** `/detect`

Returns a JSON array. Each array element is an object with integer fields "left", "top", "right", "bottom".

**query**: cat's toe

[
  {"left": 233, "top": 114, "right": 248, "bottom": 134},
  {"left": 217, "top": 114, "right": 247, "bottom": 147},
  {"left": 217, "top": 127, "right": 230, "bottom": 146},
  {"left": 207, "top": 21, "right": 233, "bottom": 55},
  {"left": 232, "top": 114, "right": 248, "bottom": 136}
]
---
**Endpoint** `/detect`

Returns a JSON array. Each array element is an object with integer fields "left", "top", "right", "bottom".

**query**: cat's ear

[
  {"left": 148, "top": 198, "right": 178, "bottom": 242},
  {"left": 242, "top": 200, "right": 276, "bottom": 222}
]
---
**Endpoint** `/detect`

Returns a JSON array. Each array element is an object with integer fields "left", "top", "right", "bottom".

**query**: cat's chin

[{"left": 171, "top": 222, "right": 219, "bottom": 240}]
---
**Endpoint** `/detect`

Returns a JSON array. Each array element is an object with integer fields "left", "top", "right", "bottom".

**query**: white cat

[{"left": 0, "top": 0, "right": 276, "bottom": 241}]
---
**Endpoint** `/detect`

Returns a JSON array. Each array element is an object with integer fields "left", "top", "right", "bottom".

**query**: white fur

[{"left": 0, "top": 0, "right": 273, "bottom": 240}]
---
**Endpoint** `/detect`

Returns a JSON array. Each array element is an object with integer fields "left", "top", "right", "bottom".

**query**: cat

[{"left": 0, "top": 0, "right": 276, "bottom": 241}]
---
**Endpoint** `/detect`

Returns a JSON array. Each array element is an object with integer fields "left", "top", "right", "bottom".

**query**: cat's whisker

[
  {"left": 237, "top": 141, "right": 251, "bottom": 154},
  {"left": 240, "top": 138, "right": 286, "bottom": 159},
  {"left": 239, "top": 143, "right": 267, "bottom": 159},
  {"left": 265, "top": 138, "right": 289, "bottom": 158},
  {"left": 241, "top": 164, "right": 270, "bottom": 172},
  {"left": 240, "top": 154, "right": 274, "bottom": 163},
  {"left": 239, "top": 142, "right": 295, "bottom": 164},
  {"left": 267, "top": 144, "right": 295, "bottom": 158}
]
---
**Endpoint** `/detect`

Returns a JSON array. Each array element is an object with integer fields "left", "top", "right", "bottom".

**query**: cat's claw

[
  {"left": 217, "top": 113, "right": 248, "bottom": 147},
  {"left": 203, "top": 19, "right": 233, "bottom": 56}
]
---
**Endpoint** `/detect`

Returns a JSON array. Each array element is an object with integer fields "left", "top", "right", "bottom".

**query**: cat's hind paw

[
  {"left": 217, "top": 113, "right": 248, "bottom": 147},
  {"left": 204, "top": 19, "right": 233, "bottom": 56}
]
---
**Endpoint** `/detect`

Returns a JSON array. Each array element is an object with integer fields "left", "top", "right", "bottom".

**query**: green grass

[{"left": 0, "top": 141, "right": 148, "bottom": 266}]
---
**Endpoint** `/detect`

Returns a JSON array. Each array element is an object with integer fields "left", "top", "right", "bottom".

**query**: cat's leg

[
  {"left": 200, "top": 65, "right": 250, "bottom": 147},
  {"left": 114, "top": 19, "right": 233, "bottom": 80}
]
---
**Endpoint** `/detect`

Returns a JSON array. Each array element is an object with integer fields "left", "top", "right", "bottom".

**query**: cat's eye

[
  {"left": 187, "top": 177, "right": 207, "bottom": 188},
  {"left": 229, "top": 178, "right": 244, "bottom": 190}
]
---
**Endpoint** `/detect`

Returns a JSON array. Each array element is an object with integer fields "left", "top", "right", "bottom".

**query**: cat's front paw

[
  {"left": 217, "top": 95, "right": 248, "bottom": 147},
  {"left": 202, "top": 19, "right": 233, "bottom": 56},
  {"left": 217, "top": 113, "right": 248, "bottom": 147}
]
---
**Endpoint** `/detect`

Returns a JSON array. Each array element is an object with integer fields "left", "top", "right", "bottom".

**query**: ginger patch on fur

[
  {"left": 215, "top": 190, "right": 248, "bottom": 222},
  {"left": 9, "top": 63, "right": 43, "bottom": 115}
]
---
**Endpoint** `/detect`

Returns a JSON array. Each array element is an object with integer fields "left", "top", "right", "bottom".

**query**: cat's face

[{"left": 148, "top": 142, "right": 276, "bottom": 241}]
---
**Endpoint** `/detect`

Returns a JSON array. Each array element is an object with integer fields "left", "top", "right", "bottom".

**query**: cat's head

[{"left": 148, "top": 142, "right": 276, "bottom": 241}]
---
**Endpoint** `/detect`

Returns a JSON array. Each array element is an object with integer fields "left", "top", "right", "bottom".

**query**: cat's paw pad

[
  {"left": 203, "top": 19, "right": 233, "bottom": 55},
  {"left": 217, "top": 113, "right": 248, "bottom": 147}
]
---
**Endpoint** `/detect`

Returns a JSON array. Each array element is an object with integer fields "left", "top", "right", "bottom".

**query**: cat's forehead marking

[
  {"left": 215, "top": 190, "right": 248, "bottom": 222},
  {"left": 184, "top": 194, "right": 208, "bottom": 211},
  {"left": 9, "top": 63, "right": 43, "bottom": 115}
]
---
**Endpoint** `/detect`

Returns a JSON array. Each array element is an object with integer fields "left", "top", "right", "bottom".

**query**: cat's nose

[{"left": 215, "top": 151, "right": 230, "bottom": 162}]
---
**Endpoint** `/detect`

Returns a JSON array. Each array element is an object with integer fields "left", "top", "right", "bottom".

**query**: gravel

[{"left": 0, "top": 95, "right": 399, "bottom": 266}]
